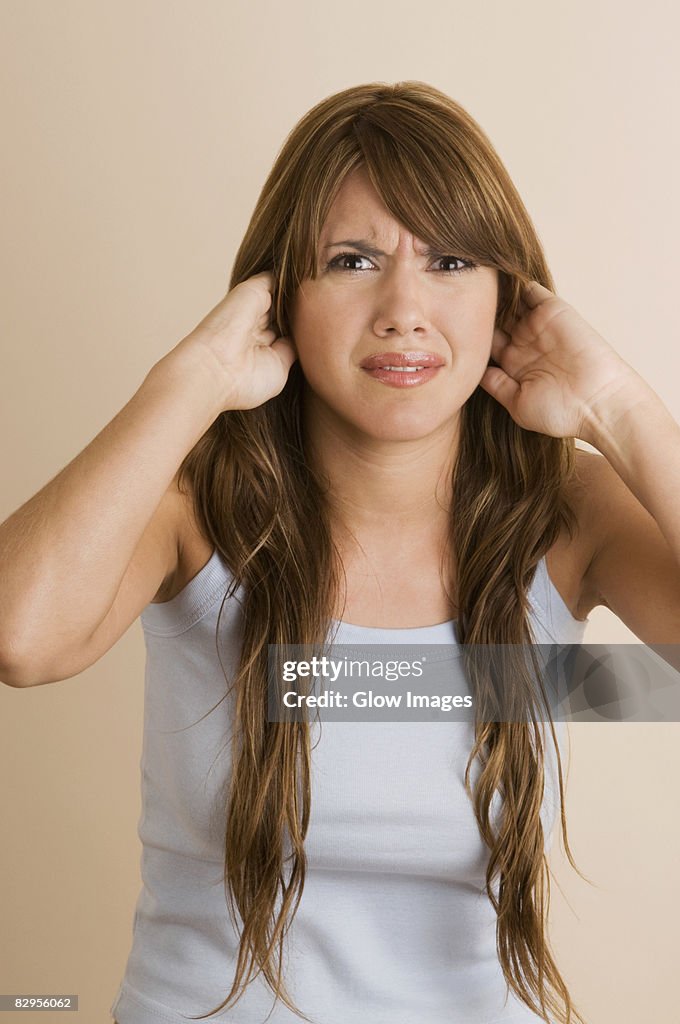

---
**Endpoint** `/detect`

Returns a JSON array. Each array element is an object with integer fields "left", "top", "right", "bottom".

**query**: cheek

[
  {"left": 447, "top": 302, "right": 496, "bottom": 359},
  {"left": 289, "top": 324, "right": 337, "bottom": 391},
  {"left": 291, "top": 300, "right": 354, "bottom": 368},
  {"left": 292, "top": 320, "right": 331, "bottom": 370}
]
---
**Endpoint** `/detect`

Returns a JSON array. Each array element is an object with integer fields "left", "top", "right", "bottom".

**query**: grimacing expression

[{"left": 289, "top": 167, "right": 499, "bottom": 443}]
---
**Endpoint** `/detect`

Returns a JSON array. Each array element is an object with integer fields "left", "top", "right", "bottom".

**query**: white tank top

[{"left": 110, "top": 549, "right": 588, "bottom": 1024}]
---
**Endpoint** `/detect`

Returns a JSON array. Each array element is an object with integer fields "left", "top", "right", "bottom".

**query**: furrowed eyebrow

[{"left": 322, "top": 238, "right": 442, "bottom": 258}]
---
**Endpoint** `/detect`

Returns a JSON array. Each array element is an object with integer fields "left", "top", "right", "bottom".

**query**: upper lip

[{"left": 359, "top": 351, "right": 445, "bottom": 370}]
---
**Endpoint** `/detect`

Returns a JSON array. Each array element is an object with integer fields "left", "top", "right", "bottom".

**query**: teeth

[{"left": 381, "top": 366, "right": 423, "bottom": 372}]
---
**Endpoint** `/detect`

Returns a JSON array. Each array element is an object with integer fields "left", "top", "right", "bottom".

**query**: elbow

[
  {"left": 0, "top": 644, "right": 85, "bottom": 688},
  {"left": 0, "top": 659, "right": 35, "bottom": 687},
  {"left": 0, "top": 639, "right": 41, "bottom": 687}
]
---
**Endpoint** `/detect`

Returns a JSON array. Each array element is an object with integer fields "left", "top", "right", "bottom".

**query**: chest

[
  {"left": 173, "top": 527, "right": 589, "bottom": 629},
  {"left": 333, "top": 546, "right": 456, "bottom": 628},
  {"left": 332, "top": 525, "right": 590, "bottom": 628},
  {"left": 171, "top": 471, "right": 595, "bottom": 628}
]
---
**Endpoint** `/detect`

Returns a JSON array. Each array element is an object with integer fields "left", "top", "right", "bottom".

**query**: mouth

[
  {"left": 359, "top": 351, "right": 446, "bottom": 370},
  {"left": 369, "top": 364, "right": 426, "bottom": 373},
  {"left": 360, "top": 365, "right": 443, "bottom": 388}
]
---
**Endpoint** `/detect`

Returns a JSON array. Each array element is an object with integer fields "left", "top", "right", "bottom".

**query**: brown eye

[
  {"left": 327, "top": 253, "right": 373, "bottom": 272},
  {"left": 434, "top": 256, "right": 477, "bottom": 275}
]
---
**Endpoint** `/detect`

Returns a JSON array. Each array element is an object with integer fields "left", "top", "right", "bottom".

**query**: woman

[{"left": 2, "top": 81, "right": 679, "bottom": 1024}]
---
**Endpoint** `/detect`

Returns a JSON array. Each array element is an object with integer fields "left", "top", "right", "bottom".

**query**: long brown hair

[{"left": 177, "top": 81, "right": 588, "bottom": 1024}]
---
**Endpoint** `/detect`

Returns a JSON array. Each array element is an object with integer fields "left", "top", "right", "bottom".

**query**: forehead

[{"left": 319, "top": 167, "right": 403, "bottom": 240}]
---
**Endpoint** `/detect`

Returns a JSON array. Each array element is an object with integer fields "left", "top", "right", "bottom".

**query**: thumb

[{"left": 271, "top": 336, "right": 298, "bottom": 367}]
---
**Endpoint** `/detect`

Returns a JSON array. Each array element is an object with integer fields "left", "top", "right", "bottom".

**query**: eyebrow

[{"left": 322, "top": 238, "right": 439, "bottom": 258}]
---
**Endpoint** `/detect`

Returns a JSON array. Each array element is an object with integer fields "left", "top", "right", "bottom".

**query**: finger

[
  {"left": 258, "top": 327, "right": 278, "bottom": 343},
  {"left": 521, "top": 280, "right": 555, "bottom": 309},
  {"left": 489, "top": 326, "right": 511, "bottom": 363},
  {"left": 478, "top": 364, "right": 520, "bottom": 411},
  {"left": 271, "top": 336, "right": 298, "bottom": 366}
]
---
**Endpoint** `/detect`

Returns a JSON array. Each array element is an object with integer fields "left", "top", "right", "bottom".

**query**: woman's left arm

[
  {"left": 481, "top": 281, "right": 680, "bottom": 645},
  {"left": 577, "top": 383, "right": 680, "bottom": 645}
]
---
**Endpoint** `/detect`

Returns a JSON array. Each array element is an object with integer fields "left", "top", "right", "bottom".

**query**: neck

[{"left": 302, "top": 395, "right": 458, "bottom": 549}]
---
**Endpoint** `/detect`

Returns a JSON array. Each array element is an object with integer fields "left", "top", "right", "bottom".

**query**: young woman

[{"left": 2, "top": 81, "right": 679, "bottom": 1024}]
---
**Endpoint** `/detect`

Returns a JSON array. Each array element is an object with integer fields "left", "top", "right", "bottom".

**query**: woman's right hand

[{"left": 164, "top": 270, "right": 299, "bottom": 412}]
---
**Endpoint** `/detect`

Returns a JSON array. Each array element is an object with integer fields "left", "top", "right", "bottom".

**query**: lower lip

[{"left": 361, "top": 366, "right": 442, "bottom": 387}]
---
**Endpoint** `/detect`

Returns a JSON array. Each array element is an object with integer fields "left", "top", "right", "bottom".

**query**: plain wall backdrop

[{"left": 1, "top": 1, "right": 678, "bottom": 1022}]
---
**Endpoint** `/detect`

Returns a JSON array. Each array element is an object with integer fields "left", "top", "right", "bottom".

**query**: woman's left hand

[{"left": 478, "top": 280, "right": 650, "bottom": 440}]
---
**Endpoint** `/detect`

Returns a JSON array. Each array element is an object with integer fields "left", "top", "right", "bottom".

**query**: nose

[{"left": 371, "top": 264, "right": 432, "bottom": 337}]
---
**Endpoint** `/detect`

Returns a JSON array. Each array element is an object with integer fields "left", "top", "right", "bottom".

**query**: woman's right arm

[
  {"left": 0, "top": 352, "right": 224, "bottom": 687},
  {"left": 0, "top": 271, "right": 297, "bottom": 687}
]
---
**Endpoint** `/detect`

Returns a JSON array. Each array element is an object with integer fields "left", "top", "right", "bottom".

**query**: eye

[
  {"left": 327, "top": 253, "right": 373, "bottom": 273},
  {"left": 434, "top": 256, "right": 477, "bottom": 275},
  {"left": 325, "top": 252, "right": 477, "bottom": 275}
]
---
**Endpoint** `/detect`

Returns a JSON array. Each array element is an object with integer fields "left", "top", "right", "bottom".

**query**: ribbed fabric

[{"left": 110, "top": 550, "right": 588, "bottom": 1024}]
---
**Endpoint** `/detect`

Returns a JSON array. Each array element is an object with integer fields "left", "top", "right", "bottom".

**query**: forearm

[
  {"left": 580, "top": 373, "right": 680, "bottom": 569},
  {"left": 0, "top": 350, "right": 223, "bottom": 659}
]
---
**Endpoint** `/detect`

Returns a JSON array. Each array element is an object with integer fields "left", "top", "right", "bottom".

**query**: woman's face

[{"left": 289, "top": 166, "right": 499, "bottom": 444}]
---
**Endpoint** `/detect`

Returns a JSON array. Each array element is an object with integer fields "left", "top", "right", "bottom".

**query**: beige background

[{"left": 1, "top": 1, "right": 678, "bottom": 1021}]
